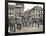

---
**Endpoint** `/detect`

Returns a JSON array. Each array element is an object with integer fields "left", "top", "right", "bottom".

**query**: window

[
  {"left": 32, "top": 18, "right": 35, "bottom": 20},
  {"left": 42, "top": 11, "right": 43, "bottom": 14},
  {"left": 36, "top": 14, "right": 37, "bottom": 16},
  {"left": 40, "top": 11, "right": 42, "bottom": 14},
  {"left": 10, "top": 13, "right": 11, "bottom": 15},
  {"left": 35, "top": 11, "right": 38, "bottom": 14},
  {"left": 10, "top": 9, "right": 11, "bottom": 15},
  {"left": 39, "top": 11, "right": 40, "bottom": 14},
  {"left": 8, "top": 9, "right": 10, "bottom": 15},
  {"left": 35, "top": 11, "right": 36, "bottom": 14}
]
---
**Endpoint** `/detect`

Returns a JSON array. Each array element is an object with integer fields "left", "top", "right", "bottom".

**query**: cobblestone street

[
  {"left": 8, "top": 24, "right": 43, "bottom": 33},
  {"left": 16, "top": 24, "right": 43, "bottom": 33}
]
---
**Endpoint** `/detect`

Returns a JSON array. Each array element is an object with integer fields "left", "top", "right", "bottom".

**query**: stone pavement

[{"left": 8, "top": 24, "right": 43, "bottom": 33}]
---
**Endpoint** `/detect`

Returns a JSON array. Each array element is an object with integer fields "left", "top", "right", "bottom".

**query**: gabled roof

[
  {"left": 24, "top": 6, "right": 43, "bottom": 15},
  {"left": 29, "top": 6, "right": 43, "bottom": 11},
  {"left": 24, "top": 9, "right": 31, "bottom": 14}
]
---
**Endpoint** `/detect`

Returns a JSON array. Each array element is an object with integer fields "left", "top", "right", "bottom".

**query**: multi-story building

[
  {"left": 8, "top": 4, "right": 16, "bottom": 19},
  {"left": 30, "top": 6, "right": 43, "bottom": 23},
  {"left": 24, "top": 6, "right": 43, "bottom": 24},
  {"left": 15, "top": 3, "right": 24, "bottom": 17},
  {"left": 8, "top": 4, "right": 15, "bottom": 16},
  {"left": 8, "top": 3, "right": 24, "bottom": 18}
]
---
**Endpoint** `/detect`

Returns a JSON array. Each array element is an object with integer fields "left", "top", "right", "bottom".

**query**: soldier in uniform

[{"left": 8, "top": 16, "right": 16, "bottom": 32}]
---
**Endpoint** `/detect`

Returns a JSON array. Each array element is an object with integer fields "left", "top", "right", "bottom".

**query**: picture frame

[{"left": 5, "top": 0, "right": 45, "bottom": 36}]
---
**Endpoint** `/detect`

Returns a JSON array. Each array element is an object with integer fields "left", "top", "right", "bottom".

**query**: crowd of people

[{"left": 8, "top": 15, "right": 43, "bottom": 32}]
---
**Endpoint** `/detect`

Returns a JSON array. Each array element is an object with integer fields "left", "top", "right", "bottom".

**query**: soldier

[
  {"left": 8, "top": 15, "right": 16, "bottom": 32},
  {"left": 16, "top": 17, "right": 22, "bottom": 30}
]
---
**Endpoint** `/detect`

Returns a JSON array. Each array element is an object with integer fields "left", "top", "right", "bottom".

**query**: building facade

[
  {"left": 15, "top": 3, "right": 24, "bottom": 17},
  {"left": 8, "top": 3, "right": 24, "bottom": 18},
  {"left": 24, "top": 6, "right": 43, "bottom": 24}
]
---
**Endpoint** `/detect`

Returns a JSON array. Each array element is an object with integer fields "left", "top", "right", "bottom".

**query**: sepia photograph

[{"left": 8, "top": 2, "right": 44, "bottom": 34}]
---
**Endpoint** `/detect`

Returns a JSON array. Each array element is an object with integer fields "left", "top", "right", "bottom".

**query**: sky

[
  {"left": 8, "top": 3, "right": 43, "bottom": 12},
  {"left": 24, "top": 3, "right": 43, "bottom": 12}
]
